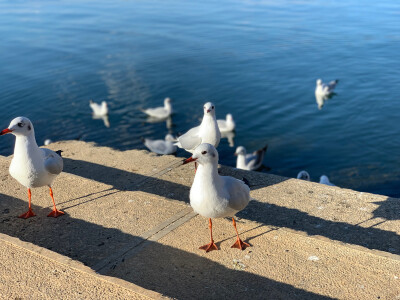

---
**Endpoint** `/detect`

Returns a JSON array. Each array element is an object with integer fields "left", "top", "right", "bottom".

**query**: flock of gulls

[{"left": 0, "top": 78, "right": 338, "bottom": 252}]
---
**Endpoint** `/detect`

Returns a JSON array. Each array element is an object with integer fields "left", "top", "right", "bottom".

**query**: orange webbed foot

[
  {"left": 19, "top": 209, "right": 36, "bottom": 219},
  {"left": 47, "top": 209, "right": 65, "bottom": 218},
  {"left": 199, "top": 241, "right": 219, "bottom": 252},
  {"left": 231, "top": 238, "right": 250, "bottom": 250}
]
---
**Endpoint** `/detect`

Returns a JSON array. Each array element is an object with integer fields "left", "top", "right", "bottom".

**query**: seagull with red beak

[
  {"left": 175, "top": 102, "right": 221, "bottom": 154},
  {"left": 0, "top": 117, "right": 64, "bottom": 218},
  {"left": 183, "top": 143, "right": 251, "bottom": 252}
]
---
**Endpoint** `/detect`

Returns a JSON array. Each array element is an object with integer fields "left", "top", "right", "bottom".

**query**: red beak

[
  {"left": 206, "top": 109, "right": 211, "bottom": 113},
  {"left": 183, "top": 157, "right": 197, "bottom": 165},
  {"left": 0, "top": 128, "right": 12, "bottom": 136}
]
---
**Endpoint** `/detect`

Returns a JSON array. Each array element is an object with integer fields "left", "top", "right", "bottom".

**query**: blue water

[{"left": 1, "top": 0, "right": 399, "bottom": 197}]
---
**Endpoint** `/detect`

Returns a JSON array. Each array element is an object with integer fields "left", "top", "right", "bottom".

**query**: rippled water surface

[{"left": 1, "top": 0, "right": 399, "bottom": 196}]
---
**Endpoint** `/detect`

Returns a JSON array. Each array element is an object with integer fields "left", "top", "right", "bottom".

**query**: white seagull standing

[
  {"left": 142, "top": 97, "right": 172, "bottom": 119},
  {"left": 297, "top": 170, "right": 311, "bottom": 181},
  {"left": 143, "top": 134, "right": 177, "bottom": 155},
  {"left": 89, "top": 100, "right": 108, "bottom": 116},
  {"left": 217, "top": 113, "right": 235, "bottom": 133},
  {"left": 319, "top": 175, "right": 335, "bottom": 186},
  {"left": 235, "top": 145, "right": 268, "bottom": 171},
  {"left": 183, "top": 143, "right": 251, "bottom": 252},
  {"left": 0, "top": 117, "right": 64, "bottom": 218},
  {"left": 175, "top": 102, "right": 221, "bottom": 154}
]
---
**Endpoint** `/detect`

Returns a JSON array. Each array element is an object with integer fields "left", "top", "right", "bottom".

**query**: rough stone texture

[{"left": 0, "top": 140, "right": 399, "bottom": 299}]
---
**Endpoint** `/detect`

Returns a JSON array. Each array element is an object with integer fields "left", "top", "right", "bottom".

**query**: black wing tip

[
  {"left": 55, "top": 150, "right": 63, "bottom": 157},
  {"left": 242, "top": 177, "right": 250, "bottom": 187}
]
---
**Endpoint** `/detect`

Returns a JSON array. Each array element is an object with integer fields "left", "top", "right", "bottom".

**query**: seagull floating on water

[
  {"left": 89, "top": 100, "right": 108, "bottom": 116},
  {"left": 315, "top": 79, "right": 339, "bottom": 109},
  {"left": 319, "top": 175, "right": 335, "bottom": 186},
  {"left": 297, "top": 170, "right": 311, "bottom": 181},
  {"left": 235, "top": 145, "right": 268, "bottom": 171},
  {"left": 44, "top": 139, "right": 52, "bottom": 146},
  {"left": 143, "top": 134, "right": 177, "bottom": 155},
  {"left": 142, "top": 97, "right": 172, "bottom": 119},
  {"left": 217, "top": 114, "right": 235, "bottom": 133},
  {"left": 175, "top": 102, "right": 221, "bottom": 153},
  {"left": 0, "top": 117, "right": 64, "bottom": 218},
  {"left": 183, "top": 143, "right": 251, "bottom": 252}
]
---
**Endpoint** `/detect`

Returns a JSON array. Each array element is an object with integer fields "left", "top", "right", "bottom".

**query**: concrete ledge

[{"left": 0, "top": 141, "right": 399, "bottom": 299}]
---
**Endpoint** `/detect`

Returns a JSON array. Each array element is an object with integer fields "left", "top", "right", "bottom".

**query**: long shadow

[
  {"left": 372, "top": 197, "right": 400, "bottom": 222},
  {"left": 238, "top": 200, "right": 400, "bottom": 255},
  {"left": 0, "top": 193, "right": 332, "bottom": 299},
  {"left": 63, "top": 158, "right": 399, "bottom": 255},
  {"left": 63, "top": 157, "right": 191, "bottom": 203}
]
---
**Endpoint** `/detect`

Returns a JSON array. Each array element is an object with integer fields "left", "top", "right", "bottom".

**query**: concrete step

[{"left": 0, "top": 141, "right": 399, "bottom": 299}]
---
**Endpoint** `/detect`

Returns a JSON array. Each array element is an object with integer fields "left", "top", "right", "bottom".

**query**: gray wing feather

[
  {"left": 176, "top": 126, "right": 201, "bottom": 150},
  {"left": 224, "top": 177, "right": 251, "bottom": 211},
  {"left": 41, "top": 148, "right": 63, "bottom": 175}
]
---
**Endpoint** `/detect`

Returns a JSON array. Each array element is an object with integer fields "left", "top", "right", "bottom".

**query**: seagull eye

[
  {"left": 201, "top": 151, "right": 207, "bottom": 155},
  {"left": 212, "top": 106, "right": 214, "bottom": 109},
  {"left": 17, "top": 122, "right": 23, "bottom": 127}
]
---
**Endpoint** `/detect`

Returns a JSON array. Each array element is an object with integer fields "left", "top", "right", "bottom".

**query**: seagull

[
  {"left": 0, "top": 117, "right": 64, "bottom": 218},
  {"left": 89, "top": 100, "right": 108, "bottom": 116},
  {"left": 44, "top": 139, "right": 52, "bottom": 146},
  {"left": 235, "top": 145, "right": 268, "bottom": 171},
  {"left": 297, "top": 170, "right": 311, "bottom": 181},
  {"left": 315, "top": 79, "right": 339, "bottom": 110},
  {"left": 142, "top": 97, "right": 172, "bottom": 119},
  {"left": 315, "top": 79, "right": 338, "bottom": 97},
  {"left": 143, "top": 134, "right": 177, "bottom": 155},
  {"left": 319, "top": 175, "right": 335, "bottom": 186},
  {"left": 217, "top": 114, "right": 235, "bottom": 133},
  {"left": 175, "top": 102, "right": 221, "bottom": 153},
  {"left": 183, "top": 143, "right": 251, "bottom": 252}
]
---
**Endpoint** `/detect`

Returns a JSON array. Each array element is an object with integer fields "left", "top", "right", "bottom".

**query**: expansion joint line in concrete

[{"left": 93, "top": 207, "right": 197, "bottom": 274}]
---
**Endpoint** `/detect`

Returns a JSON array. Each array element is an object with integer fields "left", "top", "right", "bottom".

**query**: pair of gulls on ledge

[
  {"left": 1, "top": 113, "right": 251, "bottom": 252},
  {"left": 297, "top": 171, "right": 335, "bottom": 186}
]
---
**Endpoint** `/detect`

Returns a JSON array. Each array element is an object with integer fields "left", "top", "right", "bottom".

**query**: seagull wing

[
  {"left": 176, "top": 126, "right": 201, "bottom": 151},
  {"left": 41, "top": 148, "right": 63, "bottom": 175},
  {"left": 224, "top": 176, "right": 251, "bottom": 211},
  {"left": 143, "top": 107, "right": 168, "bottom": 118}
]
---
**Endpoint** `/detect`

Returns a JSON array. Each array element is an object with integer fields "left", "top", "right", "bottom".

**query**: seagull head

[
  {"left": 316, "top": 79, "right": 322, "bottom": 85},
  {"left": 183, "top": 143, "right": 219, "bottom": 166},
  {"left": 203, "top": 102, "right": 215, "bottom": 116},
  {"left": 164, "top": 97, "right": 171, "bottom": 105},
  {"left": 0, "top": 117, "right": 34, "bottom": 137},
  {"left": 226, "top": 114, "right": 234, "bottom": 121},
  {"left": 297, "top": 170, "right": 311, "bottom": 181},
  {"left": 234, "top": 146, "right": 246, "bottom": 156}
]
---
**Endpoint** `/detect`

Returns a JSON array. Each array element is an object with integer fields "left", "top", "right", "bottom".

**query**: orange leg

[
  {"left": 19, "top": 188, "right": 36, "bottom": 219},
  {"left": 199, "top": 218, "right": 218, "bottom": 252},
  {"left": 47, "top": 187, "right": 65, "bottom": 218},
  {"left": 231, "top": 217, "right": 250, "bottom": 250}
]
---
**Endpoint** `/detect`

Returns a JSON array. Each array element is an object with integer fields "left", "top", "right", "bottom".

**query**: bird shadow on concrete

[
  {"left": 371, "top": 197, "right": 400, "bottom": 223},
  {"left": 238, "top": 199, "right": 400, "bottom": 256},
  {"left": 62, "top": 158, "right": 399, "bottom": 255},
  {"left": 0, "top": 193, "right": 333, "bottom": 300}
]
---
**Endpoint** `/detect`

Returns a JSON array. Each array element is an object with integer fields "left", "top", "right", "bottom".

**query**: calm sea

[{"left": 1, "top": 0, "right": 399, "bottom": 196}]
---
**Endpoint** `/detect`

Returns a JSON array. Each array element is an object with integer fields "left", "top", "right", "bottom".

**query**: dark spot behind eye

[
  {"left": 201, "top": 151, "right": 207, "bottom": 155},
  {"left": 17, "top": 122, "right": 23, "bottom": 127},
  {"left": 28, "top": 125, "right": 31, "bottom": 130}
]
